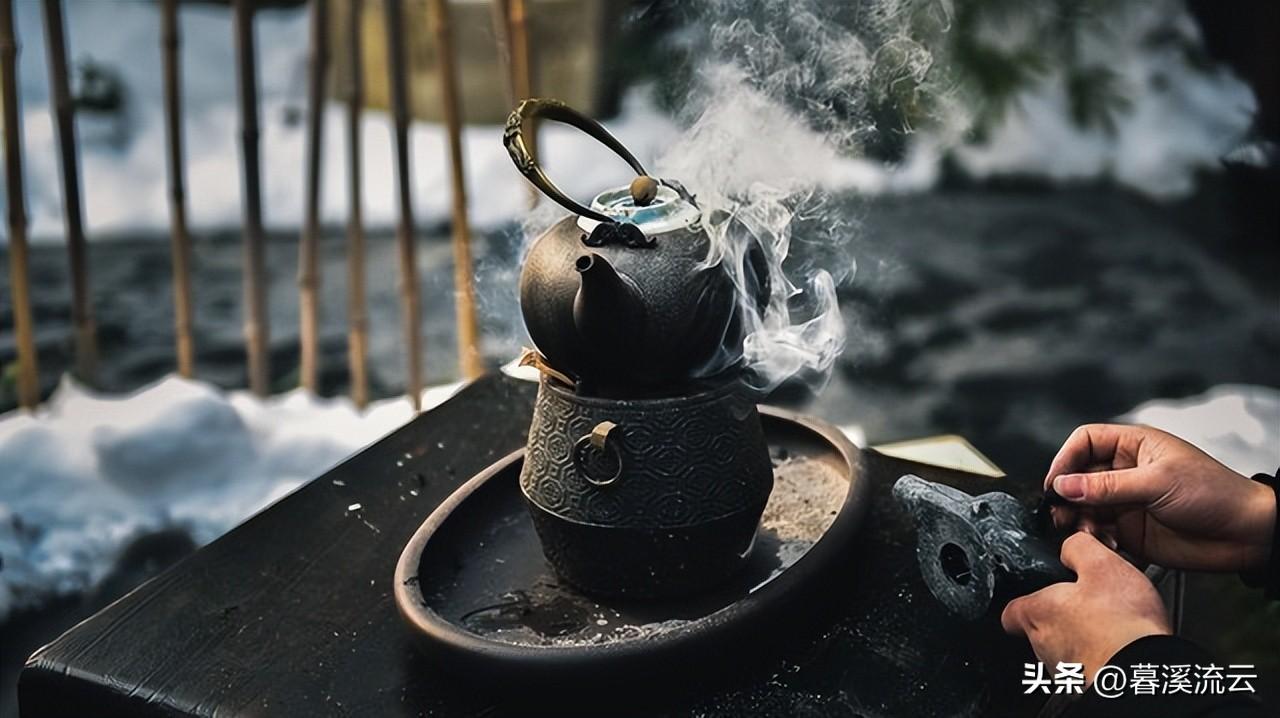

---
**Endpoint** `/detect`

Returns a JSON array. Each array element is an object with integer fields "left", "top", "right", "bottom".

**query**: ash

[
  {"left": 761, "top": 457, "right": 846, "bottom": 543},
  {"left": 485, "top": 618, "right": 695, "bottom": 648}
]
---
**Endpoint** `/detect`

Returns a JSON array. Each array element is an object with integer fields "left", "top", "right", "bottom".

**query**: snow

[
  {"left": 950, "top": 2, "right": 1257, "bottom": 200},
  {"left": 1120, "top": 385, "right": 1280, "bottom": 478},
  {"left": 0, "top": 373, "right": 461, "bottom": 621},
  {"left": 0, "top": 0, "right": 1257, "bottom": 243}
]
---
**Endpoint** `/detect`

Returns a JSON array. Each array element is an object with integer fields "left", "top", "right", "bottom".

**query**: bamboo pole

[
  {"left": 383, "top": 0, "right": 423, "bottom": 410},
  {"left": 488, "top": 0, "right": 511, "bottom": 102},
  {"left": 345, "top": 0, "right": 368, "bottom": 408},
  {"left": 493, "top": 0, "right": 536, "bottom": 206},
  {"left": 232, "top": 0, "right": 269, "bottom": 396},
  {"left": 41, "top": 0, "right": 96, "bottom": 384},
  {"left": 0, "top": 0, "right": 38, "bottom": 408},
  {"left": 427, "top": 0, "right": 481, "bottom": 379},
  {"left": 507, "top": 0, "right": 536, "bottom": 163},
  {"left": 298, "top": 0, "right": 328, "bottom": 393},
  {"left": 160, "top": 0, "right": 195, "bottom": 377}
]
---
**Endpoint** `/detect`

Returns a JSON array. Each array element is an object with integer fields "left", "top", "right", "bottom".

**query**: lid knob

[{"left": 629, "top": 176, "right": 659, "bottom": 207}]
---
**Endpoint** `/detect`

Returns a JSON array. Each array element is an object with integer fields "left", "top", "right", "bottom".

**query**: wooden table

[{"left": 19, "top": 374, "right": 1045, "bottom": 717}]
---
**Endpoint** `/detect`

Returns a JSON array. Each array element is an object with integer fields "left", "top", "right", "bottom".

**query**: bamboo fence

[{"left": 0, "top": 0, "right": 559, "bottom": 411}]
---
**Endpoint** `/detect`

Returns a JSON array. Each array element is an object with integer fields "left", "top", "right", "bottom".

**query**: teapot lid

[{"left": 577, "top": 184, "right": 701, "bottom": 235}]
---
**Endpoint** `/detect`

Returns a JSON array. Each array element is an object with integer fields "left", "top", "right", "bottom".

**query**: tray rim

[{"left": 393, "top": 405, "right": 868, "bottom": 680}]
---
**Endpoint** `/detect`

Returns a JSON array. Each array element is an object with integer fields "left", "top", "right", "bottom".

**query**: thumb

[
  {"left": 1051, "top": 466, "right": 1168, "bottom": 507},
  {"left": 1059, "top": 531, "right": 1120, "bottom": 575},
  {"left": 1001, "top": 595, "right": 1031, "bottom": 636}
]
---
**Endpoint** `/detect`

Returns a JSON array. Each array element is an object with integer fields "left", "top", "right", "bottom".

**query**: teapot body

[{"left": 519, "top": 213, "right": 748, "bottom": 396}]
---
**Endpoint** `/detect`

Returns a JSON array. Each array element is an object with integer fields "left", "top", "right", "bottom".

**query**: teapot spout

[{"left": 573, "top": 253, "right": 644, "bottom": 361}]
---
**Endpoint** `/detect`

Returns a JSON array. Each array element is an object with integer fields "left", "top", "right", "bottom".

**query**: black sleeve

[
  {"left": 1064, "top": 636, "right": 1267, "bottom": 718},
  {"left": 1240, "top": 468, "right": 1279, "bottom": 600}
]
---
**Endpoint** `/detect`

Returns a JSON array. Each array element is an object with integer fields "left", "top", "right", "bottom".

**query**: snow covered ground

[
  {"left": 1123, "top": 386, "right": 1280, "bottom": 478},
  {"left": 948, "top": 2, "right": 1258, "bottom": 199},
  {"left": 0, "top": 373, "right": 461, "bottom": 621},
  {"left": 0, "top": 0, "right": 1257, "bottom": 243}
]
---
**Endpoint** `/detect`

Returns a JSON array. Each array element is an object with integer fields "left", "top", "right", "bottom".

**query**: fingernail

[{"left": 1054, "top": 474, "right": 1085, "bottom": 500}]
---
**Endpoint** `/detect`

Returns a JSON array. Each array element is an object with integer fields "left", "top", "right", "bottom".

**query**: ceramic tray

[{"left": 394, "top": 407, "right": 869, "bottom": 692}]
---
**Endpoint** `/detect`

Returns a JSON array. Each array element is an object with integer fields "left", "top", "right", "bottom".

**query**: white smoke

[
  {"left": 651, "top": 0, "right": 931, "bottom": 394},
  {"left": 647, "top": 0, "right": 1255, "bottom": 392},
  {"left": 653, "top": 69, "right": 852, "bottom": 394}
]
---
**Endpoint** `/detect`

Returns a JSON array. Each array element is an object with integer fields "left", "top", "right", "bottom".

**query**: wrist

[
  {"left": 1243, "top": 479, "right": 1277, "bottom": 571},
  {"left": 1084, "top": 618, "right": 1171, "bottom": 685}
]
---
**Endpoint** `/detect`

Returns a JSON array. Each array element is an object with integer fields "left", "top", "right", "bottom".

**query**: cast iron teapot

[{"left": 504, "top": 99, "right": 768, "bottom": 397}]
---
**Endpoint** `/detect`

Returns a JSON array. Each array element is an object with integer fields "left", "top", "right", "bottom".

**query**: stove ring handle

[
  {"left": 573, "top": 421, "right": 623, "bottom": 487},
  {"left": 504, "top": 98, "right": 649, "bottom": 225}
]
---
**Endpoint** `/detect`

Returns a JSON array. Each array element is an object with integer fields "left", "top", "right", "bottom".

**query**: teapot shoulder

[{"left": 522, "top": 219, "right": 710, "bottom": 275}]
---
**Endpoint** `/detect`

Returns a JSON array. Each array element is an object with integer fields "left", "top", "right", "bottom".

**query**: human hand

[
  {"left": 1045, "top": 424, "right": 1275, "bottom": 572},
  {"left": 1001, "top": 532, "right": 1170, "bottom": 683}
]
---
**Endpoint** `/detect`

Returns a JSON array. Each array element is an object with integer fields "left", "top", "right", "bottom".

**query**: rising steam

[{"left": 654, "top": 0, "right": 939, "bottom": 394}]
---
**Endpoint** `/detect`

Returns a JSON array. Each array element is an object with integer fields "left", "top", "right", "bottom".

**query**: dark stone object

[
  {"left": 519, "top": 378, "right": 775, "bottom": 598},
  {"left": 893, "top": 475, "right": 1075, "bottom": 619}
]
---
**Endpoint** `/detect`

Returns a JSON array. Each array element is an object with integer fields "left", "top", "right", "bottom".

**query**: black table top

[{"left": 19, "top": 374, "right": 1046, "bottom": 717}]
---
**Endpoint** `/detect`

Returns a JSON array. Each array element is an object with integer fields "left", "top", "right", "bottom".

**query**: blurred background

[{"left": 1, "top": 0, "right": 1277, "bottom": 715}]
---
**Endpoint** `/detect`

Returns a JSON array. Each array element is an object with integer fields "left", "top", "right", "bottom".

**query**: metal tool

[{"left": 893, "top": 475, "right": 1075, "bottom": 619}]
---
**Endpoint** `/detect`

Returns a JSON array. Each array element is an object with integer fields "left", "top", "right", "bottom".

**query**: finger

[
  {"left": 1077, "top": 515, "right": 1102, "bottom": 537},
  {"left": 1052, "top": 504, "right": 1124, "bottom": 552},
  {"left": 1060, "top": 531, "right": 1120, "bottom": 574},
  {"left": 1052, "top": 466, "right": 1169, "bottom": 507},
  {"left": 1050, "top": 504, "right": 1078, "bottom": 531},
  {"left": 1113, "top": 510, "right": 1149, "bottom": 561},
  {"left": 1093, "top": 522, "right": 1121, "bottom": 551},
  {"left": 1044, "top": 424, "right": 1145, "bottom": 489},
  {"left": 1082, "top": 520, "right": 1120, "bottom": 551}
]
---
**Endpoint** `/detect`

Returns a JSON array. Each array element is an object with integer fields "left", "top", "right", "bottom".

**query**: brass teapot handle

[{"left": 503, "top": 98, "right": 650, "bottom": 225}]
